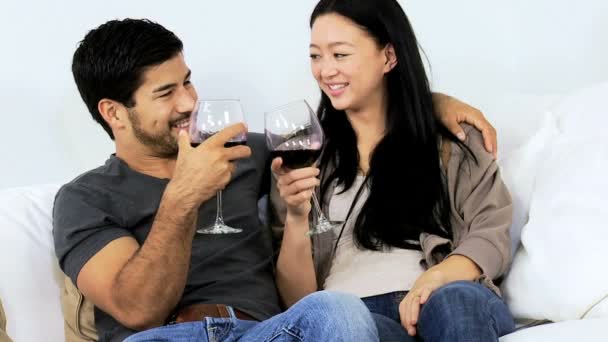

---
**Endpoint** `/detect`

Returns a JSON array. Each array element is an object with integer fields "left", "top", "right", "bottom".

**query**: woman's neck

[{"left": 345, "top": 93, "right": 387, "bottom": 174}]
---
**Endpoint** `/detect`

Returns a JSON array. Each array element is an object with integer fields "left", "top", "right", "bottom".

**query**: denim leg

[
  {"left": 123, "top": 321, "right": 211, "bottom": 342},
  {"left": 362, "top": 292, "right": 417, "bottom": 341},
  {"left": 122, "top": 317, "right": 260, "bottom": 342},
  {"left": 240, "top": 291, "right": 379, "bottom": 341},
  {"left": 371, "top": 313, "right": 417, "bottom": 342},
  {"left": 362, "top": 291, "right": 407, "bottom": 323},
  {"left": 417, "top": 281, "right": 516, "bottom": 342}
]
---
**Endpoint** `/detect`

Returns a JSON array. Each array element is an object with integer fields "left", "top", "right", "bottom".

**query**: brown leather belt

[{"left": 168, "top": 303, "right": 257, "bottom": 324}]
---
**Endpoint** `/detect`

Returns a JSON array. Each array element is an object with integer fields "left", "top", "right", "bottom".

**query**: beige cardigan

[{"left": 270, "top": 124, "right": 513, "bottom": 295}]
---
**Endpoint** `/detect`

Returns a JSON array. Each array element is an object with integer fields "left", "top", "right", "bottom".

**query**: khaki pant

[{"left": 0, "top": 299, "right": 13, "bottom": 342}]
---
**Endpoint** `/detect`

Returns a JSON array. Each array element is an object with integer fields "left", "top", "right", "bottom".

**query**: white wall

[{"left": 1, "top": 0, "right": 606, "bottom": 189}]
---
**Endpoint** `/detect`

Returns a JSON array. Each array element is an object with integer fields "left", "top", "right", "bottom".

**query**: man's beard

[{"left": 127, "top": 108, "right": 181, "bottom": 158}]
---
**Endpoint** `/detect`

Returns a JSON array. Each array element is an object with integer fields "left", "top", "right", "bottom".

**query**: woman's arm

[
  {"left": 270, "top": 158, "right": 319, "bottom": 307},
  {"left": 400, "top": 126, "right": 512, "bottom": 336}
]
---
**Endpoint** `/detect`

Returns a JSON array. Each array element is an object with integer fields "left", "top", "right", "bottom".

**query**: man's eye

[
  {"left": 334, "top": 53, "right": 349, "bottom": 59},
  {"left": 160, "top": 91, "right": 173, "bottom": 98},
  {"left": 310, "top": 54, "right": 320, "bottom": 60}
]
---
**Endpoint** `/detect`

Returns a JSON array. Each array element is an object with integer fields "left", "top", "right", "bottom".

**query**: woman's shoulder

[{"left": 446, "top": 124, "right": 494, "bottom": 168}]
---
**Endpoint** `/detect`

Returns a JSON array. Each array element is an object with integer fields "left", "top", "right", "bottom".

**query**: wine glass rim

[{"left": 264, "top": 99, "right": 314, "bottom": 114}]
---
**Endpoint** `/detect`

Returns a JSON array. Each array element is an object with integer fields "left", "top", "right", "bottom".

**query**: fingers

[
  {"left": 275, "top": 166, "right": 320, "bottom": 197},
  {"left": 284, "top": 189, "right": 314, "bottom": 206},
  {"left": 410, "top": 293, "right": 421, "bottom": 328},
  {"left": 445, "top": 120, "right": 467, "bottom": 142},
  {"left": 207, "top": 123, "right": 247, "bottom": 146},
  {"left": 482, "top": 126, "right": 498, "bottom": 159},
  {"left": 399, "top": 294, "right": 416, "bottom": 336},
  {"left": 219, "top": 163, "right": 237, "bottom": 188},
  {"left": 177, "top": 129, "right": 191, "bottom": 151},
  {"left": 400, "top": 287, "right": 434, "bottom": 337},
  {"left": 224, "top": 145, "right": 252, "bottom": 161},
  {"left": 280, "top": 178, "right": 320, "bottom": 198},
  {"left": 463, "top": 112, "right": 498, "bottom": 159},
  {"left": 271, "top": 157, "right": 283, "bottom": 174},
  {"left": 276, "top": 167, "right": 320, "bottom": 187},
  {"left": 419, "top": 287, "right": 432, "bottom": 305}
]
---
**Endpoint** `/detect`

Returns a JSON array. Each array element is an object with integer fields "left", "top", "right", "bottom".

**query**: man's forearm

[{"left": 111, "top": 187, "right": 199, "bottom": 329}]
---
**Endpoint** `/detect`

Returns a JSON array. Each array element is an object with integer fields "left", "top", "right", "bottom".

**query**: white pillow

[
  {"left": 585, "top": 296, "right": 608, "bottom": 319},
  {"left": 499, "top": 318, "right": 608, "bottom": 342},
  {"left": 502, "top": 134, "right": 608, "bottom": 322},
  {"left": 0, "top": 184, "right": 65, "bottom": 342},
  {"left": 549, "top": 81, "right": 608, "bottom": 137},
  {"left": 498, "top": 112, "right": 559, "bottom": 256},
  {"left": 478, "top": 92, "right": 562, "bottom": 155}
]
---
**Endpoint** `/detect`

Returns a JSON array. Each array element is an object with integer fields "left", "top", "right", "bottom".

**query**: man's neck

[{"left": 115, "top": 144, "right": 177, "bottom": 179}]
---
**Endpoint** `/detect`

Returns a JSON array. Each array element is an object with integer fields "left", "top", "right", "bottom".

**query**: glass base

[
  {"left": 306, "top": 217, "right": 338, "bottom": 236},
  {"left": 197, "top": 223, "right": 242, "bottom": 234}
]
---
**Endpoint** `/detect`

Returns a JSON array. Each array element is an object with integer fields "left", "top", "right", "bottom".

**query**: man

[
  {"left": 53, "top": 18, "right": 497, "bottom": 342},
  {"left": 53, "top": 19, "right": 378, "bottom": 342}
]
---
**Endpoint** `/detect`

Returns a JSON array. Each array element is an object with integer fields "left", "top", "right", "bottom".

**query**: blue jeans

[
  {"left": 362, "top": 281, "right": 516, "bottom": 342},
  {"left": 124, "top": 291, "right": 378, "bottom": 341}
]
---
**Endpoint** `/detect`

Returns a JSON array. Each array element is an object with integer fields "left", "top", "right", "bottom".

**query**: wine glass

[
  {"left": 189, "top": 99, "right": 247, "bottom": 234},
  {"left": 264, "top": 99, "right": 337, "bottom": 236}
]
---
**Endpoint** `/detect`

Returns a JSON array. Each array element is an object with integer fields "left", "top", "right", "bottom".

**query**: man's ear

[
  {"left": 98, "top": 99, "right": 128, "bottom": 131},
  {"left": 383, "top": 43, "right": 398, "bottom": 73}
]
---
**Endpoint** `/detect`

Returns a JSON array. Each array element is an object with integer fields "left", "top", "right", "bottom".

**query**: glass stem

[
  {"left": 215, "top": 190, "right": 225, "bottom": 225},
  {"left": 311, "top": 192, "right": 329, "bottom": 223}
]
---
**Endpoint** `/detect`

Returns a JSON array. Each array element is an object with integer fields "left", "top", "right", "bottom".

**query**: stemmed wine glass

[
  {"left": 189, "top": 99, "right": 247, "bottom": 234},
  {"left": 264, "top": 99, "right": 337, "bottom": 236}
]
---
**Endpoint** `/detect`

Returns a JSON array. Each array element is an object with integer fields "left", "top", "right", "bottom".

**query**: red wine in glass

[
  {"left": 264, "top": 99, "right": 337, "bottom": 235},
  {"left": 191, "top": 140, "right": 247, "bottom": 148},
  {"left": 188, "top": 99, "right": 248, "bottom": 234},
  {"left": 270, "top": 149, "right": 321, "bottom": 169}
]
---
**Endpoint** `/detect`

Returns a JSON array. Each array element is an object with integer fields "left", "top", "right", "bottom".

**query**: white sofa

[{"left": 1, "top": 84, "right": 607, "bottom": 341}]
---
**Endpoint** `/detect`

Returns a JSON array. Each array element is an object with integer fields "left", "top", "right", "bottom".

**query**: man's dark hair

[{"left": 72, "top": 18, "right": 183, "bottom": 139}]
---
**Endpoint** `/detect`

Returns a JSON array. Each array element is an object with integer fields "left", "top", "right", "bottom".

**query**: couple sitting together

[{"left": 53, "top": 0, "right": 514, "bottom": 341}]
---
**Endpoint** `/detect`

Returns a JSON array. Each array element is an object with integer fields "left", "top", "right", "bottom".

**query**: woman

[{"left": 271, "top": 0, "right": 515, "bottom": 341}]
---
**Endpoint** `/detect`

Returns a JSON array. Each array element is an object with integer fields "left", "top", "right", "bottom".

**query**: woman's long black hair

[{"left": 311, "top": 0, "right": 473, "bottom": 251}]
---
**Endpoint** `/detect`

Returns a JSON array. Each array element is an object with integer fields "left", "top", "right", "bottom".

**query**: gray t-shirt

[{"left": 53, "top": 133, "right": 280, "bottom": 342}]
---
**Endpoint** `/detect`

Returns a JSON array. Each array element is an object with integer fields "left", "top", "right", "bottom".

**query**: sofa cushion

[
  {"left": 0, "top": 298, "right": 12, "bottom": 342},
  {"left": 550, "top": 81, "right": 608, "bottom": 138},
  {"left": 0, "top": 184, "right": 65, "bottom": 342},
  {"left": 502, "top": 81, "right": 608, "bottom": 322},
  {"left": 499, "top": 318, "right": 608, "bottom": 342},
  {"left": 62, "top": 276, "right": 97, "bottom": 342},
  {"left": 0, "top": 184, "right": 100, "bottom": 341},
  {"left": 498, "top": 112, "right": 559, "bottom": 256}
]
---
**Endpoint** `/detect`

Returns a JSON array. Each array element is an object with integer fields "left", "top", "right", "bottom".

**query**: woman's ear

[{"left": 383, "top": 43, "right": 398, "bottom": 73}]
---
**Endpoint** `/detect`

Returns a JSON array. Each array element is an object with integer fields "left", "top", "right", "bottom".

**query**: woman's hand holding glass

[
  {"left": 271, "top": 159, "right": 320, "bottom": 220},
  {"left": 265, "top": 99, "right": 337, "bottom": 235}
]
